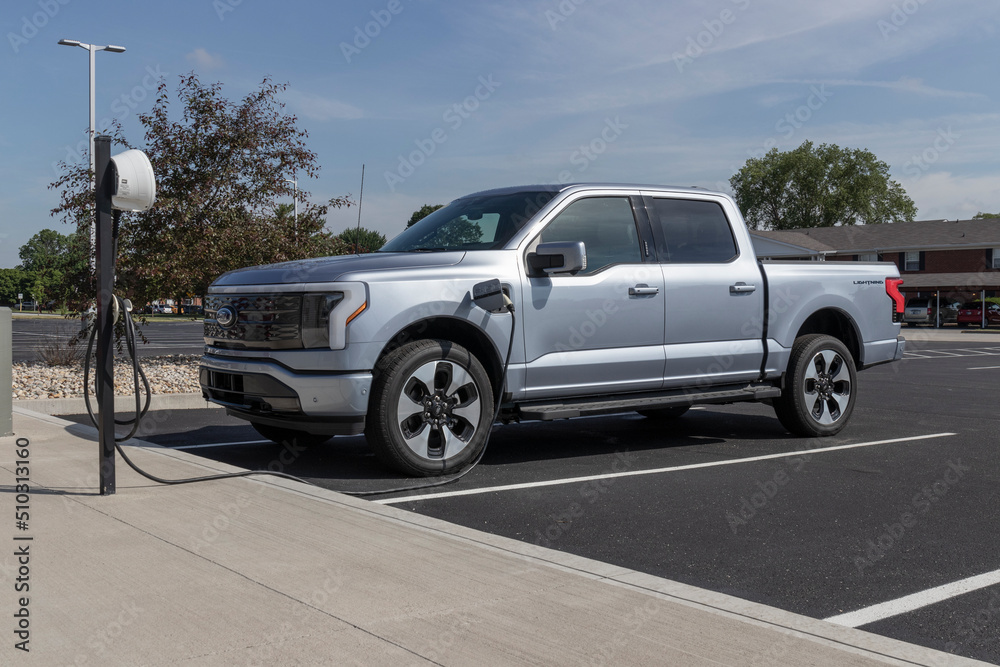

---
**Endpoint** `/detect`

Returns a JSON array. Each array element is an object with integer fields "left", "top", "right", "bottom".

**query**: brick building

[{"left": 750, "top": 218, "right": 1000, "bottom": 319}]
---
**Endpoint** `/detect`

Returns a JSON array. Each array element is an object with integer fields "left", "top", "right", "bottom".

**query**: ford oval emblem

[{"left": 216, "top": 305, "right": 237, "bottom": 328}]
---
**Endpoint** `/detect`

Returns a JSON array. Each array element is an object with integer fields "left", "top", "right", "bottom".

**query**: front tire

[
  {"left": 366, "top": 339, "right": 494, "bottom": 477},
  {"left": 773, "top": 334, "right": 857, "bottom": 437}
]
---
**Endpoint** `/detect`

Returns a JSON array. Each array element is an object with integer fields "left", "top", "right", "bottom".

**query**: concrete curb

[
  {"left": 12, "top": 405, "right": 985, "bottom": 666},
  {"left": 12, "top": 392, "right": 221, "bottom": 416},
  {"left": 902, "top": 330, "right": 1000, "bottom": 343}
]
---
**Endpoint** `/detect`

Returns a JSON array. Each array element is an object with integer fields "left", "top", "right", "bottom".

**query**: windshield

[{"left": 380, "top": 190, "right": 556, "bottom": 252}]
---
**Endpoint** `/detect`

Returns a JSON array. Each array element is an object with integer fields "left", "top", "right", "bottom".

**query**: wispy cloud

[
  {"left": 768, "top": 78, "right": 986, "bottom": 100},
  {"left": 898, "top": 172, "right": 1000, "bottom": 220},
  {"left": 282, "top": 89, "right": 364, "bottom": 121},
  {"left": 185, "top": 48, "right": 225, "bottom": 70}
]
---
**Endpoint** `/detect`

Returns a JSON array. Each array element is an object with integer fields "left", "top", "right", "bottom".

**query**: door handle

[
  {"left": 730, "top": 283, "right": 757, "bottom": 294},
  {"left": 629, "top": 284, "right": 659, "bottom": 296}
]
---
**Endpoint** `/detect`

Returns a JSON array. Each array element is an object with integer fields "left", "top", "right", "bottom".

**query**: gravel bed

[{"left": 12, "top": 355, "right": 202, "bottom": 400}]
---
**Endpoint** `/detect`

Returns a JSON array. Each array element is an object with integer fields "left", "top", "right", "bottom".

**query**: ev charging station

[{"left": 93, "top": 135, "right": 156, "bottom": 495}]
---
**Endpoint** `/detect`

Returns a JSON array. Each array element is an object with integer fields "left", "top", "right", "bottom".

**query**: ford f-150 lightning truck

[{"left": 200, "top": 184, "right": 906, "bottom": 475}]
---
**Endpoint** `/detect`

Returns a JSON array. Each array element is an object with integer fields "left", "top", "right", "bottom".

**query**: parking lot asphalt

[
  {"left": 61, "top": 338, "right": 1000, "bottom": 664},
  {"left": 11, "top": 316, "right": 203, "bottom": 362}
]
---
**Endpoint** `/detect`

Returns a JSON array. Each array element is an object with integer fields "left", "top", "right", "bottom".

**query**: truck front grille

[{"left": 204, "top": 294, "right": 302, "bottom": 349}]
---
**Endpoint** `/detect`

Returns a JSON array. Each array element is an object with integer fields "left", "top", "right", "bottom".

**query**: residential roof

[{"left": 751, "top": 218, "right": 1000, "bottom": 254}]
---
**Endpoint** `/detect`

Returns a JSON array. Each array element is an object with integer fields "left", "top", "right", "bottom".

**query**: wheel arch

[
  {"left": 376, "top": 316, "right": 505, "bottom": 399},
  {"left": 794, "top": 308, "right": 863, "bottom": 368}
]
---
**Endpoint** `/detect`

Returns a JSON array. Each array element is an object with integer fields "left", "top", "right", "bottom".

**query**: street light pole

[
  {"left": 284, "top": 177, "right": 298, "bottom": 243},
  {"left": 58, "top": 39, "right": 126, "bottom": 267}
]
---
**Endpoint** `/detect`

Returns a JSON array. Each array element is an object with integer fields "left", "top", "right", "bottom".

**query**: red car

[{"left": 957, "top": 301, "right": 1000, "bottom": 328}]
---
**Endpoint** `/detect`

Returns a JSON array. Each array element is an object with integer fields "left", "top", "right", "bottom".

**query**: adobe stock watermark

[
  {"left": 533, "top": 450, "right": 638, "bottom": 548},
  {"left": 213, "top": 0, "right": 243, "bottom": 21},
  {"left": 725, "top": 448, "right": 812, "bottom": 533},
  {"left": 244, "top": 568, "right": 344, "bottom": 666},
  {"left": 672, "top": 0, "right": 752, "bottom": 73},
  {"left": 82, "top": 600, "right": 145, "bottom": 658},
  {"left": 188, "top": 493, "right": 253, "bottom": 554},
  {"left": 587, "top": 595, "right": 662, "bottom": 667},
  {"left": 902, "top": 126, "right": 959, "bottom": 181},
  {"left": 555, "top": 117, "right": 628, "bottom": 183},
  {"left": 853, "top": 458, "right": 970, "bottom": 574},
  {"left": 383, "top": 74, "right": 501, "bottom": 191},
  {"left": 549, "top": 265, "right": 652, "bottom": 357},
  {"left": 877, "top": 0, "right": 931, "bottom": 39},
  {"left": 423, "top": 617, "right": 476, "bottom": 663},
  {"left": 340, "top": 0, "right": 409, "bottom": 63},
  {"left": 8, "top": 0, "right": 72, "bottom": 54},
  {"left": 944, "top": 589, "right": 1000, "bottom": 655},
  {"left": 746, "top": 85, "right": 833, "bottom": 160},
  {"left": 544, "top": 0, "right": 589, "bottom": 30},
  {"left": 51, "top": 64, "right": 168, "bottom": 177}
]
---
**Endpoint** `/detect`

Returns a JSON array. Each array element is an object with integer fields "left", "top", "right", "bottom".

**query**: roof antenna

[{"left": 354, "top": 164, "right": 365, "bottom": 255}]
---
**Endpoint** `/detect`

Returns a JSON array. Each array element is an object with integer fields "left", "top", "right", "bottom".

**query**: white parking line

[
  {"left": 905, "top": 350, "right": 1000, "bottom": 360},
  {"left": 375, "top": 432, "right": 957, "bottom": 505},
  {"left": 12, "top": 332, "right": 66, "bottom": 339},
  {"left": 968, "top": 366, "right": 1000, "bottom": 370},
  {"left": 825, "top": 568, "right": 1000, "bottom": 628},
  {"left": 172, "top": 439, "right": 270, "bottom": 450}
]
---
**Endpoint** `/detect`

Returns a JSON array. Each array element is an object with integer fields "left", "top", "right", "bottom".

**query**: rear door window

[{"left": 648, "top": 198, "right": 738, "bottom": 263}]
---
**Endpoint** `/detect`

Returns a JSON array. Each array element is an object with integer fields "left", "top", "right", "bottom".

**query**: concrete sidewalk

[
  {"left": 0, "top": 408, "right": 988, "bottom": 666},
  {"left": 900, "top": 328, "right": 1000, "bottom": 344}
]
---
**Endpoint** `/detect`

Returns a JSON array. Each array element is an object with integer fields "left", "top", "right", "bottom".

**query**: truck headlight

[{"left": 300, "top": 283, "right": 367, "bottom": 349}]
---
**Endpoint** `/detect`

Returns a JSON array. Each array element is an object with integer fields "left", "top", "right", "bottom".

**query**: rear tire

[
  {"left": 252, "top": 423, "right": 331, "bottom": 448},
  {"left": 638, "top": 406, "right": 690, "bottom": 420},
  {"left": 773, "top": 334, "right": 857, "bottom": 437},
  {"left": 366, "top": 339, "right": 494, "bottom": 477}
]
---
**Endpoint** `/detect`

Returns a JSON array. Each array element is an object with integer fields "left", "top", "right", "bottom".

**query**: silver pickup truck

[{"left": 200, "top": 183, "right": 906, "bottom": 475}]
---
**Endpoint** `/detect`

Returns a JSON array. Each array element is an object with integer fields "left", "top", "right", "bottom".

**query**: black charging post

[{"left": 94, "top": 135, "right": 116, "bottom": 495}]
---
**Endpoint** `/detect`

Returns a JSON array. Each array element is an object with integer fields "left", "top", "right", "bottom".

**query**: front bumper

[{"left": 200, "top": 353, "right": 373, "bottom": 433}]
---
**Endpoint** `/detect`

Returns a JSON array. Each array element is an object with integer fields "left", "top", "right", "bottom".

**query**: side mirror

[
  {"left": 529, "top": 241, "right": 587, "bottom": 275},
  {"left": 109, "top": 149, "right": 156, "bottom": 212}
]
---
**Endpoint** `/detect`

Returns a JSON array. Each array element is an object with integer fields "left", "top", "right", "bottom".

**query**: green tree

[
  {"left": 17, "top": 229, "right": 87, "bottom": 307},
  {"left": 339, "top": 227, "right": 387, "bottom": 253},
  {"left": 972, "top": 212, "right": 1000, "bottom": 219},
  {"left": 406, "top": 204, "right": 444, "bottom": 228},
  {"left": 0, "top": 268, "right": 32, "bottom": 305},
  {"left": 730, "top": 141, "right": 917, "bottom": 230},
  {"left": 425, "top": 219, "right": 483, "bottom": 248},
  {"left": 49, "top": 73, "right": 353, "bottom": 313},
  {"left": 272, "top": 202, "right": 296, "bottom": 223}
]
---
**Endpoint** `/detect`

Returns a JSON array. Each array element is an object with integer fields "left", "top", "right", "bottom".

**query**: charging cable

[{"left": 83, "top": 294, "right": 516, "bottom": 496}]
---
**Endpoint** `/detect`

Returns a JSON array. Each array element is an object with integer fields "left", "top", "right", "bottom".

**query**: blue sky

[{"left": 2, "top": 0, "right": 999, "bottom": 268}]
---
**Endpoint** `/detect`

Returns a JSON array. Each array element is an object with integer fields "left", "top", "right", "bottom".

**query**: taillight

[{"left": 886, "top": 278, "right": 905, "bottom": 322}]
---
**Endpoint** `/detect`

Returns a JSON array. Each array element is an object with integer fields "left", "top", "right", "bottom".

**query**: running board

[{"left": 517, "top": 384, "right": 782, "bottom": 421}]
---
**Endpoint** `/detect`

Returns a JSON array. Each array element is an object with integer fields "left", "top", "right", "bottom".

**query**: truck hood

[{"left": 210, "top": 251, "right": 466, "bottom": 287}]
